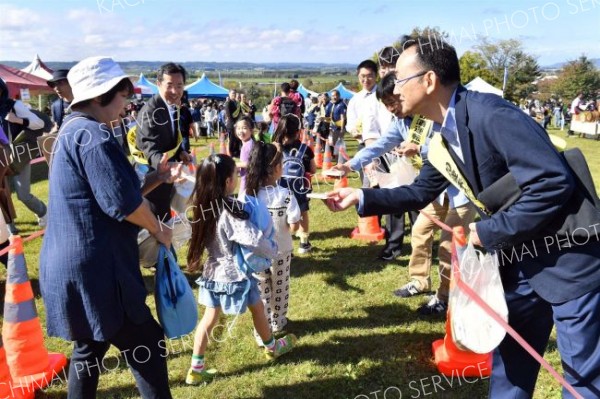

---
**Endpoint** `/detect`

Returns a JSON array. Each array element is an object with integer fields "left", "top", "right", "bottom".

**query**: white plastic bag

[
  {"left": 371, "top": 156, "right": 418, "bottom": 189},
  {"left": 138, "top": 217, "right": 192, "bottom": 268},
  {"left": 170, "top": 167, "right": 195, "bottom": 214},
  {"left": 450, "top": 242, "right": 508, "bottom": 354}
]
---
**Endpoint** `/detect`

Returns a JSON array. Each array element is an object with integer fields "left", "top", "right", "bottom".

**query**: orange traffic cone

[
  {"left": 314, "top": 136, "right": 323, "bottom": 168},
  {"left": 432, "top": 227, "right": 493, "bottom": 377},
  {"left": 333, "top": 175, "right": 348, "bottom": 190},
  {"left": 2, "top": 236, "right": 68, "bottom": 395},
  {"left": 219, "top": 138, "right": 228, "bottom": 155},
  {"left": 350, "top": 216, "right": 385, "bottom": 241},
  {"left": 190, "top": 147, "right": 197, "bottom": 165},
  {"left": 0, "top": 337, "right": 34, "bottom": 399},
  {"left": 322, "top": 143, "right": 333, "bottom": 171}
]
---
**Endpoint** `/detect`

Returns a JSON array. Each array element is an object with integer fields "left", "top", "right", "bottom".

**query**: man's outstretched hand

[{"left": 324, "top": 188, "right": 361, "bottom": 212}]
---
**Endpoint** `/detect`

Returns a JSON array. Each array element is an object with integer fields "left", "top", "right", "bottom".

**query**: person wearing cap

[
  {"left": 39, "top": 56, "right": 176, "bottom": 399},
  {"left": 47, "top": 69, "right": 73, "bottom": 130},
  {"left": 135, "top": 62, "right": 191, "bottom": 224}
]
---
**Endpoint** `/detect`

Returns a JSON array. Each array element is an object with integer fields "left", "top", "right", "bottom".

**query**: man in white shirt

[{"left": 346, "top": 60, "right": 401, "bottom": 261}]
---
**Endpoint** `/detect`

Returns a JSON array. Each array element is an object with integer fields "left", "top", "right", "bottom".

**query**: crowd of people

[{"left": 1, "top": 33, "right": 599, "bottom": 399}]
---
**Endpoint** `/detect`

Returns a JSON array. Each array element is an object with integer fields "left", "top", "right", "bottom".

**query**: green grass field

[{"left": 1, "top": 126, "right": 599, "bottom": 399}]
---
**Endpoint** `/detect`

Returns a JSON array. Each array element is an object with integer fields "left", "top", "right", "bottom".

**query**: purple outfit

[{"left": 239, "top": 139, "right": 255, "bottom": 193}]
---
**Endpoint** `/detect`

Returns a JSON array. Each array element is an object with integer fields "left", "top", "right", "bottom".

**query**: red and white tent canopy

[{"left": 21, "top": 54, "right": 54, "bottom": 81}]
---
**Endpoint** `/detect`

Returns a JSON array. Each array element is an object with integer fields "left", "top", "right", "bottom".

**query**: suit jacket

[
  {"left": 136, "top": 95, "right": 182, "bottom": 170},
  {"left": 135, "top": 95, "right": 183, "bottom": 221},
  {"left": 360, "top": 86, "right": 600, "bottom": 303}
]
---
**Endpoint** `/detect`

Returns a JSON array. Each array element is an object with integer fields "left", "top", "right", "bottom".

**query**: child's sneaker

[
  {"left": 185, "top": 368, "right": 217, "bottom": 385},
  {"left": 298, "top": 242, "right": 312, "bottom": 254},
  {"left": 264, "top": 334, "right": 297, "bottom": 360}
]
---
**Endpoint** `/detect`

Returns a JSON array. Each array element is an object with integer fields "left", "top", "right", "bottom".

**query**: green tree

[
  {"left": 505, "top": 50, "right": 540, "bottom": 101},
  {"left": 551, "top": 55, "right": 600, "bottom": 100},
  {"left": 302, "top": 78, "right": 314, "bottom": 88},
  {"left": 473, "top": 37, "right": 540, "bottom": 101},
  {"left": 459, "top": 51, "right": 497, "bottom": 85}
]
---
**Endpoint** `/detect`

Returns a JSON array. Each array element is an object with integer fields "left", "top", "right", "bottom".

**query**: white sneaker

[{"left": 38, "top": 214, "right": 47, "bottom": 228}]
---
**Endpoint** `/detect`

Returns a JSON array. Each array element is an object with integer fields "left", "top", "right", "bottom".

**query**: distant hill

[
  {"left": 542, "top": 58, "right": 600, "bottom": 70},
  {"left": 0, "top": 60, "right": 356, "bottom": 75}
]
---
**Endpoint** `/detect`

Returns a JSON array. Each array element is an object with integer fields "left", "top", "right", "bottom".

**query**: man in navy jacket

[{"left": 326, "top": 36, "right": 600, "bottom": 398}]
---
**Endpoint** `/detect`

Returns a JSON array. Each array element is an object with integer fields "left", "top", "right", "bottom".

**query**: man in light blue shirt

[{"left": 334, "top": 73, "right": 475, "bottom": 315}]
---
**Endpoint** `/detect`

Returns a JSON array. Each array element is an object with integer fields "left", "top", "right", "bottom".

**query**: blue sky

[{"left": 1, "top": 0, "right": 598, "bottom": 66}]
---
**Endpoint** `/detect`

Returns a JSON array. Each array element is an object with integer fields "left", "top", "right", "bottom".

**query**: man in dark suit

[
  {"left": 326, "top": 36, "right": 600, "bottom": 398},
  {"left": 135, "top": 63, "right": 191, "bottom": 223}
]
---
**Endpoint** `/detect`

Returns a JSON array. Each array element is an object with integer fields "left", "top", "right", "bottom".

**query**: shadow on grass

[
  {"left": 230, "top": 332, "right": 487, "bottom": 399},
  {"left": 287, "top": 303, "right": 442, "bottom": 336},
  {"left": 291, "top": 244, "right": 408, "bottom": 293}
]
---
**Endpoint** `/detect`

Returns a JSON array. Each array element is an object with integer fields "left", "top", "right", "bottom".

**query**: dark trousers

[
  {"left": 383, "top": 211, "right": 417, "bottom": 254},
  {"left": 68, "top": 317, "right": 172, "bottom": 399},
  {"left": 227, "top": 124, "right": 241, "bottom": 158},
  {"left": 489, "top": 273, "right": 600, "bottom": 398}
]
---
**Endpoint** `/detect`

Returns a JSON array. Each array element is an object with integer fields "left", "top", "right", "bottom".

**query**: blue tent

[
  {"left": 135, "top": 73, "right": 158, "bottom": 96},
  {"left": 329, "top": 83, "right": 355, "bottom": 100},
  {"left": 185, "top": 73, "right": 228, "bottom": 99},
  {"left": 297, "top": 84, "right": 318, "bottom": 99}
]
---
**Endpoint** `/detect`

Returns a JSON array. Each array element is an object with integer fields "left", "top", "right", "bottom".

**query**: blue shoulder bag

[{"left": 155, "top": 245, "right": 198, "bottom": 339}]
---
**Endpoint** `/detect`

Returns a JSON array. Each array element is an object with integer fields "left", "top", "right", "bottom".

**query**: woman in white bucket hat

[{"left": 39, "top": 56, "right": 174, "bottom": 399}]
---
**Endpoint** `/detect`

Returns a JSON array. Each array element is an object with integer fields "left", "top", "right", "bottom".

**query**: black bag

[
  {"left": 477, "top": 148, "right": 600, "bottom": 243},
  {"left": 279, "top": 97, "right": 298, "bottom": 117}
]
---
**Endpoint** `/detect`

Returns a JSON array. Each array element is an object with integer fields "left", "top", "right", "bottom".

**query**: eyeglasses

[{"left": 394, "top": 71, "right": 427, "bottom": 88}]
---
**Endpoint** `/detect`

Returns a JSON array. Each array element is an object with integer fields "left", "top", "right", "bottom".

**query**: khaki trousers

[{"left": 407, "top": 196, "right": 477, "bottom": 302}]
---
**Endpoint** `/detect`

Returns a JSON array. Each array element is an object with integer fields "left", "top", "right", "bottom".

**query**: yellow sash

[
  {"left": 127, "top": 107, "right": 183, "bottom": 165},
  {"left": 428, "top": 133, "right": 489, "bottom": 214},
  {"left": 232, "top": 102, "right": 241, "bottom": 119},
  {"left": 406, "top": 115, "right": 433, "bottom": 170}
]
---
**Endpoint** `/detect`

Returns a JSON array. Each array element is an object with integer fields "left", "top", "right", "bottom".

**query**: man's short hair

[
  {"left": 376, "top": 72, "right": 396, "bottom": 101},
  {"left": 356, "top": 60, "right": 378, "bottom": 76},
  {"left": 281, "top": 82, "right": 291, "bottom": 93},
  {"left": 377, "top": 46, "right": 400, "bottom": 66},
  {"left": 400, "top": 35, "right": 460, "bottom": 86},
  {"left": 289, "top": 79, "right": 299, "bottom": 90},
  {"left": 157, "top": 63, "right": 187, "bottom": 82},
  {"left": 331, "top": 89, "right": 340, "bottom": 97}
]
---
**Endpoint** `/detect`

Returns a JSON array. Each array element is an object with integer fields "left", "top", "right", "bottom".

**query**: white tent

[
  {"left": 21, "top": 54, "right": 53, "bottom": 80},
  {"left": 465, "top": 77, "right": 503, "bottom": 97}
]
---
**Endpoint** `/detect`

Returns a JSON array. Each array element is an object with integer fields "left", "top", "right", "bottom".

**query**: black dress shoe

[{"left": 377, "top": 249, "right": 401, "bottom": 261}]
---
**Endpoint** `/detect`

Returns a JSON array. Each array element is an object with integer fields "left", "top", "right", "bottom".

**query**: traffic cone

[
  {"left": 432, "top": 226, "right": 492, "bottom": 377},
  {"left": 350, "top": 216, "right": 385, "bottom": 241},
  {"left": 322, "top": 143, "right": 333, "bottom": 171},
  {"left": 333, "top": 175, "right": 348, "bottom": 190},
  {"left": 219, "top": 138, "right": 228, "bottom": 155},
  {"left": 2, "top": 236, "right": 68, "bottom": 394},
  {"left": 314, "top": 136, "right": 323, "bottom": 168},
  {"left": 0, "top": 337, "right": 34, "bottom": 399}
]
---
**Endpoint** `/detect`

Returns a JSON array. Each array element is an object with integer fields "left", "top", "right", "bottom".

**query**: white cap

[{"left": 68, "top": 56, "right": 128, "bottom": 108}]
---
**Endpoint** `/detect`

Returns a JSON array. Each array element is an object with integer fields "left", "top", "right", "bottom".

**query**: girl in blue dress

[{"left": 186, "top": 154, "right": 297, "bottom": 385}]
